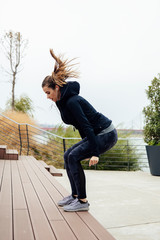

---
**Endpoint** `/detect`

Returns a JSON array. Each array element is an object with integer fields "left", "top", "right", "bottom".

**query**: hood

[{"left": 58, "top": 81, "right": 80, "bottom": 102}]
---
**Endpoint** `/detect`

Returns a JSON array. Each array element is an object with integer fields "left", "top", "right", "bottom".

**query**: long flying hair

[{"left": 42, "top": 49, "right": 79, "bottom": 89}]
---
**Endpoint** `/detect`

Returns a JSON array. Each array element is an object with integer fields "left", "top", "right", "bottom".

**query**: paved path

[{"left": 56, "top": 170, "right": 160, "bottom": 240}]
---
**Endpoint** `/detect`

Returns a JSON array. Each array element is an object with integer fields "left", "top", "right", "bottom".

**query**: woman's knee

[
  {"left": 68, "top": 152, "right": 78, "bottom": 166},
  {"left": 64, "top": 150, "right": 70, "bottom": 165}
]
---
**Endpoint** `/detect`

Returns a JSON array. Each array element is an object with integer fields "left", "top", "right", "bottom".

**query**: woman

[{"left": 42, "top": 49, "right": 118, "bottom": 212}]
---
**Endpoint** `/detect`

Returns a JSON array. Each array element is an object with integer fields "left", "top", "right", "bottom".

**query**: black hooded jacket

[{"left": 56, "top": 81, "right": 112, "bottom": 157}]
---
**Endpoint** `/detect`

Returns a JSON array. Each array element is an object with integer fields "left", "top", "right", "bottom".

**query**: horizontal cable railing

[
  {"left": 61, "top": 137, "right": 148, "bottom": 171},
  {"left": 0, "top": 112, "right": 148, "bottom": 171}
]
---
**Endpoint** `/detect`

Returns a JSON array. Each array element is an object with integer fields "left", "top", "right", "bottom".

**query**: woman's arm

[{"left": 67, "top": 97, "right": 100, "bottom": 157}]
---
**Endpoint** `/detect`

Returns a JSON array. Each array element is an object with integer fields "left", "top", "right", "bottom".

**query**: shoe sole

[
  {"left": 58, "top": 200, "right": 75, "bottom": 207},
  {"left": 64, "top": 207, "right": 89, "bottom": 212}
]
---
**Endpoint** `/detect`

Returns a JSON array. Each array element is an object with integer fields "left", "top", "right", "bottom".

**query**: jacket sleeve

[{"left": 66, "top": 98, "right": 100, "bottom": 157}]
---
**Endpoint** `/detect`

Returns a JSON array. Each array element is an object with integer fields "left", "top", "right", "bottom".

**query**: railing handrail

[
  {"left": 24, "top": 123, "right": 81, "bottom": 140},
  {"left": 0, "top": 112, "right": 145, "bottom": 141},
  {"left": 0, "top": 112, "right": 81, "bottom": 140},
  {"left": 0, "top": 112, "right": 20, "bottom": 124}
]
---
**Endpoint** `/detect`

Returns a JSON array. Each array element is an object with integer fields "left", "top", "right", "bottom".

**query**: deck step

[
  {"left": 38, "top": 160, "right": 50, "bottom": 171},
  {"left": 0, "top": 145, "right": 18, "bottom": 160},
  {"left": 4, "top": 149, "right": 19, "bottom": 160},
  {"left": 38, "top": 160, "right": 63, "bottom": 177},
  {"left": 0, "top": 145, "right": 7, "bottom": 148},
  {"left": 0, "top": 145, "right": 7, "bottom": 159},
  {"left": 49, "top": 165, "right": 63, "bottom": 177}
]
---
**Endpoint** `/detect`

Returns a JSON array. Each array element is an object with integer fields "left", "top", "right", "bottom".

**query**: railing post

[
  {"left": 95, "top": 164, "right": 97, "bottom": 170},
  {"left": 26, "top": 124, "right": 29, "bottom": 155},
  {"left": 18, "top": 124, "right": 22, "bottom": 155},
  {"left": 127, "top": 139, "right": 130, "bottom": 171},
  {"left": 63, "top": 139, "right": 66, "bottom": 169},
  {"left": 63, "top": 139, "right": 66, "bottom": 153}
]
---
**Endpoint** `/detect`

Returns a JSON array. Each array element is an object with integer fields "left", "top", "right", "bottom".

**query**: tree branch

[{"left": 0, "top": 30, "right": 28, "bottom": 110}]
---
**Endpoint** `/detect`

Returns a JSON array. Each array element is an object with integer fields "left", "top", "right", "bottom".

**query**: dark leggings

[{"left": 64, "top": 129, "right": 118, "bottom": 199}]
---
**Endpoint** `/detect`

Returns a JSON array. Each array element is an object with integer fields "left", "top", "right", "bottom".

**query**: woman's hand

[{"left": 89, "top": 156, "right": 99, "bottom": 167}]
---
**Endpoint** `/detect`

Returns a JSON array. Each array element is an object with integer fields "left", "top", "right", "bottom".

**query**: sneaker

[
  {"left": 63, "top": 198, "right": 90, "bottom": 212},
  {"left": 58, "top": 195, "right": 75, "bottom": 206}
]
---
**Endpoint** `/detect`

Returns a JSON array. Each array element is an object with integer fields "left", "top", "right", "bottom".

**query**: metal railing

[{"left": 0, "top": 112, "right": 149, "bottom": 171}]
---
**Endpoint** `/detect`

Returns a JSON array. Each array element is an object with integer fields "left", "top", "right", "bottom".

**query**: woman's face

[{"left": 43, "top": 85, "right": 60, "bottom": 102}]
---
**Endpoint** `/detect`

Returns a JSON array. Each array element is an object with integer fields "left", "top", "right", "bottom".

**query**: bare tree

[{"left": 0, "top": 31, "right": 28, "bottom": 110}]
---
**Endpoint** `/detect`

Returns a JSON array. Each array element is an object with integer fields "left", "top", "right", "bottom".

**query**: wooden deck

[{"left": 0, "top": 155, "right": 116, "bottom": 240}]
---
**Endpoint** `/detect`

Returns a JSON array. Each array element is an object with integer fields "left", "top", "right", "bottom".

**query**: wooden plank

[
  {"left": 38, "top": 160, "right": 62, "bottom": 176},
  {"left": 11, "top": 161, "right": 27, "bottom": 209},
  {"left": 10, "top": 154, "right": 19, "bottom": 160},
  {"left": 11, "top": 161, "right": 34, "bottom": 239},
  {"left": 19, "top": 158, "right": 57, "bottom": 200},
  {"left": 38, "top": 160, "right": 50, "bottom": 171},
  {"left": 14, "top": 210, "right": 34, "bottom": 240},
  {"left": 78, "top": 212, "right": 116, "bottom": 240},
  {"left": 38, "top": 160, "right": 62, "bottom": 177},
  {"left": 28, "top": 156, "right": 69, "bottom": 197},
  {"left": 49, "top": 165, "right": 63, "bottom": 177},
  {"left": 24, "top": 156, "right": 77, "bottom": 239},
  {"left": 22, "top": 182, "right": 57, "bottom": 240},
  {"left": 50, "top": 220, "right": 77, "bottom": 240},
  {"left": 59, "top": 209, "right": 98, "bottom": 240},
  {"left": 22, "top": 157, "right": 63, "bottom": 221},
  {"left": 17, "top": 160, "right": 31, "bottom": 183},
  {"left": 38, "top": 159, "right": 62, "bottom": 176},
  {"left": 24, "top": 157, "right": 66, "bottom": 204},
  {"left": 26, "top": 156, "right": 98, "bottom": 240},
  {"left": 0, "top": 149, "right": 5, "bottom": 158},
  {"left": 29, "top": 156, "right": 117, "bottom": 240},
  {"left": 0, "top": 161, "right": 13, "bottom": 240},
  {"left": 0, "top": 155, "right": 116, "bottom": 240},
  {"left": 0, "top": 145, "right": 6, "bottom": 159},
  {"left": 0, "top": 160, "right": 5, "bottom": 189},
  {"left": 4, "top": 153, "right": 10, "bottom": 160},
  {"left": 0, "top": 145, "right": 7, "bottom": 148},
  {"left": 18, "top": 156, "right": 56, "bottom": 240},
  {"left": 6, "top": 149, "right": 18, "bottom": 154},
  {"left": 5, "top": 149, "right": 18, "bottom": 160}
]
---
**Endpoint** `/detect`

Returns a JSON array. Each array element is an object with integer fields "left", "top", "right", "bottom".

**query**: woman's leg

[
  {"left": 63, "top": 129, "right": 118, "bottom": 211},
  {"left": 64, "top": 138, "right": 87, "bottom": 197},
  {"left": 67, "top": 142, "right": 93, "bottom": 200},
  {"left": 67, "top": 129, "right": 118, "bottom": 200}
]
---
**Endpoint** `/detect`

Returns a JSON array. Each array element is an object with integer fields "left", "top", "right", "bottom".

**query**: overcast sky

[{"left": 0, "top": 0, "right": 160, "bottom": 129}]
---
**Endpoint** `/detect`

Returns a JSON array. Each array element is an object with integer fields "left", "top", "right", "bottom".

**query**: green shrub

[
  {"left": 143, "top": 74, "right": 160, "bottom": 145},
  {"left": 50, "top": 124, "right": 140, "bottom": 171}
]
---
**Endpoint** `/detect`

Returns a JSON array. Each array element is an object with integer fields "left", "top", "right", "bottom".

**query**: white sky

[{"left": 0, "top": 0, "right": 160, "bottom": 129}]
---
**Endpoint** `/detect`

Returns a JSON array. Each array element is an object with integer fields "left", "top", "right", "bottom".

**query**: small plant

[
  {"left": 6, "top": 95, "right": 34, "bottom": 117},
  {"left": 143, "top": 74, "right": 160, "bottom": 145}
]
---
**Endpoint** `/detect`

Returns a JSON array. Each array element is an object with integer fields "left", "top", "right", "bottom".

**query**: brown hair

[{"left": 42, "top": 49, "right": 79, "bottom": 89}]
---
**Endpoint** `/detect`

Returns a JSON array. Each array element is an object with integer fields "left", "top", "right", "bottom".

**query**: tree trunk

[
  {"left": 0, "top": 31, "right": 28, "bottom": 111},
  {"left": 12, "top": 72, "right": 16, "bottom": 110}
]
